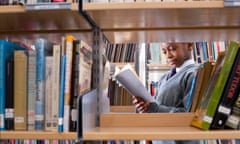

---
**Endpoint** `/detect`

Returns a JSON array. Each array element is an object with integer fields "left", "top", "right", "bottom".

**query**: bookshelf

[
  {"left": 83, "top": 113, "right": 240, "bottom": 140},
  {"left": 0, "top": 0, "right": 240, "bottom": 142},
  {"left": 83, "top": 1, "right": 240, "bottom": 43},
  {"left": 0, "top": 3, "right": 92, "bottom": 44},
  {"left": 0, "top": 131, "right": 76, "bottom": 140},
  {"left": 0, "top": 2, "right": 92, "bottom": 141},
  {"left": 79, "top": 0, "right": 240, "bottom": 141}
]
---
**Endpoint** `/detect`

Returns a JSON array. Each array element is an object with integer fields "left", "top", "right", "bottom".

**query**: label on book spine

[
  {"left": 0, "top": 114, "right": 3, "bottom": 128},
  {"left": 227, "top": 115, "right": 239, "bottom": 125},
  {"left": 218, "top": 105, "right": 231, "bottom": 115},
  {"left": 5, "top": 109, "right": 14, "bottom": 118},
  {"left": 203, "top": 115, "right": 212, "bottom": 123}
]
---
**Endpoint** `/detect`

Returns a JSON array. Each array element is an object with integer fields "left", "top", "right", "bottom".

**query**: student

[{"left": 132, "top": 42, "right": 199, "bottom": 144}]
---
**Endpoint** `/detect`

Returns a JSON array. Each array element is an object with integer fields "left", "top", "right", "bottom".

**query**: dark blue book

[
  {"left": 0, "top": 40, "right": 25, "bottom": 131},
  {"left": 4, "top": 58, "right": 14, "bottom": 130}
]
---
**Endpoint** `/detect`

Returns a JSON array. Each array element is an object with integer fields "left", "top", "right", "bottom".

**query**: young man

[{"left": 132, "top": 42, "right": 199, "bottom": 144}]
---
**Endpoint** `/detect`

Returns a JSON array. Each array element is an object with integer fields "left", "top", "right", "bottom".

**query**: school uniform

[{"left": 148, "top": 59, "right": 199, "bottom": 144}]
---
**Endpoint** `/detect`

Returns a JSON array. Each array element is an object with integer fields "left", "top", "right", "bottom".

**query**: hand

[{"left": 132, "top": 96, "right": 151, "bottom": 113}]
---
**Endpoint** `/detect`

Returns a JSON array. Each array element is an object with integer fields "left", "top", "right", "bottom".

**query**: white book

[
  {"left": 51, "top": 44, "right": 61, "bottom": 132},
  {"left": 63, "top": 35, "right": 74, "bottom": 132},
  {"left": 44, "top": 56, "right": 53, "bottom": 131},
  {"left": 114, "top": 64, "right": 154, "bottom": 102},
  {"left": 27, "top": 50, "right": 36, "bottom": 131}
]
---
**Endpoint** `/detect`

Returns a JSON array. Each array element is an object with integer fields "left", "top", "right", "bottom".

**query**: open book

[{"left": 113, "top": 64, "right": 155, "bottom": 102}]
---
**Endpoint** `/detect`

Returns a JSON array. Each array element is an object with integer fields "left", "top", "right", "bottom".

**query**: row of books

[
  {"left": 147, "top": 41, "right": 227, "bottom": 65},
  {"left": 193, "top": 41, "right": 227, "bottom": 64},
  {"left": 105, "top": 41, "right": 227, "bottom": 65},
  {"left": 0, "top": 36, "right": 93, "bottom": 132},
  {"left": 105, "top": 43, "right": 136, "bottom": 63},
  {"left": 190, "top": 41, "right": 240, "bottom": 130},
  {"left": 108, "top": 78, "right": 133, "bottom": 106}
]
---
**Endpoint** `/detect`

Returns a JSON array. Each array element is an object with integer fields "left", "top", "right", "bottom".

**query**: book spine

[
  {"left": 202, "top": 41, "right": 239, "bottom": 130},
  {"left": 52, "top": 44, "right": 61, "bottom": 132},
  {"left": 35, "top": 39, "right": 46, "bottom": 131},
  {"left": 4, "top": 58, "right": 14, "bottom": 130},
  {"left": 201, "top": 42, "right": 208, "bottom": 62},
  {"left": 44, "top": 56, "right": 53, "bottom": 131},
  {"left": 78, "top": 40, "right": 93, "bottom": 95},
  {"left": 58, "top": 55, "right": 66, "bottom": 133},
  {"left": 63, "top": 35, "right": 74, "bottom": 132},
  {"left": 70, "top": 40, "right": 80, "bottom": 132},
  {"left": 27, "top": 50, "right": 36, "bottom": 131},
  {"left": 186, "top": 70, "right": 198, "bottom": 112},
  {"left": 0, "top": 40, "right": 25, "bottom": 131},
  {"left": 225, "top": 94, "right": 240, "bottom": 129},
  {"left": 0, "top": 44, "right": 6, "bottom": 131},
  {"left": 14, "top": 50, "right": 28, "bottom": 130},
  {"left": 210, "top": 49, "right": 240, "bottom": 129}
]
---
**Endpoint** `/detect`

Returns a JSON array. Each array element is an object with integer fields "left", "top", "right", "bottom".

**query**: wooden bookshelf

[
  {"left": 0, "top": 3, "right": 88, "bottom": 141},
  {"left": 83, "top": 113, "right": 240, "bottom": 140},
  {"left": 0, "top": 1, "right": 239, "bottom": 142},
  {"left": 83, "top": 1, "right": 240, "bottom": 43},
  {"left": 0, "top": 131, "right": 76, "bottom": 140},
  {"left": 0, "top": 3, "right": 91, "bottom": 34}
]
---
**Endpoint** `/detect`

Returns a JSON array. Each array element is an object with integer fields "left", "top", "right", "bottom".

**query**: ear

[{"left": 187, "top": 43, "right": 193, "bottom": 51}]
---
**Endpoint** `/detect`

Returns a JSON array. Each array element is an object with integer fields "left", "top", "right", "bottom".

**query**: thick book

[
  {"left": 190, "top": 62, "right": 213, "bottom": 112},
  {"left": 224, "top": 94, "right": 240, "bottom": 129},
  {"left": 35, "top": 38, "right": 54, "bottom": 130},
  {"left": 0, "top": 40, "right": 25, "bottom": 131},
  {"left": 78, "top": 40, "right": 93, "bottom": 96},
  {"left": 201, "top": 41, "right": 239, "bottom": 130},
  {"left": 191, "top": 41, "right": 239, "bottom": 130},
  {"left": 14, "top": 50, "right": 28, "bottom": 130},
  {"left": 210, "top": 48, "right": 240, "bottom": 129},
  {"left": 70, "top": 39, "right": 93, "bottom": 131},
  {"left": 191, "top": 52, "right": 226, "bottom": 128},
  {"left": 114, "top": 64, "right": 154, "bottom": 102}
]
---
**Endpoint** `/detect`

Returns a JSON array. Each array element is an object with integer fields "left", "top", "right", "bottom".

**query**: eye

[
  {"left": 168, "top": 46, "right": 176, "bottom": 51},
  {"left": 162, "top": 50, "right": 167, "bottom": 55}
]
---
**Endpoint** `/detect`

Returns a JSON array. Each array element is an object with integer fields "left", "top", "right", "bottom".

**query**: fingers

[
  {"left": 132, "top": 96, "right": 144, "bottom": 104},
  {"left": 132, "top": 96, "right": 150, "bottom": 113}
]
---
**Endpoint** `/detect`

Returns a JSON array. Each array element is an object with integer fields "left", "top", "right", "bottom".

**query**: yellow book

[{"left": 14, "top": 50, "right": 28, "bottom": 130}]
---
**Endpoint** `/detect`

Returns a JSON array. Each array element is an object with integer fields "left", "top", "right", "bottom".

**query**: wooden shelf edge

[
  {"left": 0, "top": 3, "right": 78, "bottom": 13},
  {"left": 83, "top": 1, "right": 224, "bottom": 10},
  {"left": 0, "top": 131, "right": 77, "bottom": 140},
  {"left": 83, "top": 126, "right": 240, "bottom": 140},
  {"left": 0, "top": 5, "right": 25, "bottom": 13},
  {"left": 110, "top": 105, "right": 136, "bottom": 113}
]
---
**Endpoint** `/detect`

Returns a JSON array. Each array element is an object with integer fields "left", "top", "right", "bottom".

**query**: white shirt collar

[{"left": 176, "top": 59, "right": 195, "bottom": 73}]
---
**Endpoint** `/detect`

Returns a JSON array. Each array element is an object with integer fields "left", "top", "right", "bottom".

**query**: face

[{"left": 161, "top": 42, "right": 193, "bottom": 68}]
